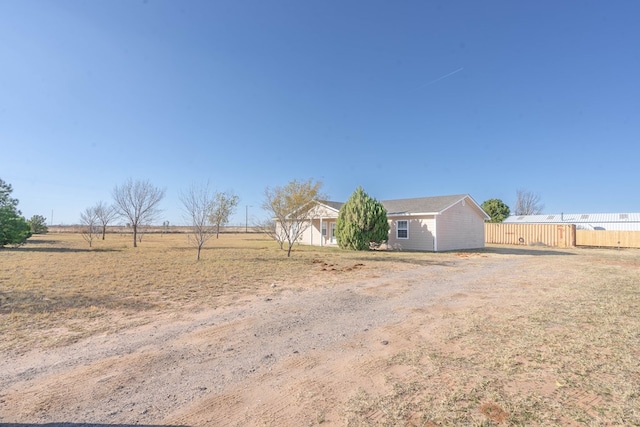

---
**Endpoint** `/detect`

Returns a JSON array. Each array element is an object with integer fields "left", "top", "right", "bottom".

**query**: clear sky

[{"left": 1, "top": 0, "right": 639, "bottom": 226}]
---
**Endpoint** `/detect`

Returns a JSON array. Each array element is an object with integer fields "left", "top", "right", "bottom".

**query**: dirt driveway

[{"left": 0, "top": 247, "right": 634, "bottom": 426}]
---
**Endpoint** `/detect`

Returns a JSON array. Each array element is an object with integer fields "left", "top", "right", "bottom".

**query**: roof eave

[
  {"left": 314, "top": 200, "right": 341, "bottom": 214},
  {"left": 387, "top": 211, "right": 440, "bottom": 216}
]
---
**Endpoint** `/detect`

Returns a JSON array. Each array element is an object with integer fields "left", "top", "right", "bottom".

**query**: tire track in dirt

[
  {"left": 165, "top": 257, "right": 524, "bottom": 426},
  {"left": 1, "top": 255, "right": 524, "bottom": 425}
]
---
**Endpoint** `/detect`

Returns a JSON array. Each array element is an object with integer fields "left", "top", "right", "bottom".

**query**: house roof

[
  {"left": 319, "top": 194, "right": 489, "bottom": 219},
  {"left": 504, "top": 213, "right": 640, "bottom": 224},
  {"left": 317, "top": 200, "right": 344, "bottom": 211},
  {"left": 380, "top": 194, "right": 473, "bottom": 215}
]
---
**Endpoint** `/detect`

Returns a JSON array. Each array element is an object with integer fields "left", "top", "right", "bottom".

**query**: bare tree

[
  {"left": 514, "top": 189, "right": 544, "bottom": 215},
  {"left": 262, "top": 178, "right": 325, "bottom": 257},
  {"left": 79, "top": 206, "right": 99, "bottom": 247},
  {"left": 257, "top": 218, "right": 286, "bottom": 250},
  {"left": 180, "top": 182, "right": 216, "bottom": 261},
  {"left": 94, "top": 201, "right": 117, "bottom": 240},
  {"left": 112, "top": 179, "right": 165, "bottom": 247},
  {"left": 209, "top": 191, "right": 239, "bottom": 238},
  {"left": 137, "top": 224, "right": 148, "bottom": 243}
]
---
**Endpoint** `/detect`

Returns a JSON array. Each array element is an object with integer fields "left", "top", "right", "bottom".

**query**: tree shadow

[
  {"left": 23, "top": 239, "right": 61, "bottom": 245},
  {"left": 0, "top": 289, "right": 159, "bottom": 315},
  {"left": 1, "top": 239, "right": 122, "bottom": 253},
  {"left": 3, "top": 247, "right": 122, "bottom": 253}
]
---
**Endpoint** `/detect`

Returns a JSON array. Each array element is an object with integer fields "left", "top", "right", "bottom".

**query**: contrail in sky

[{"left": 422, "top": 67, "right": 464, "bottom": 87}]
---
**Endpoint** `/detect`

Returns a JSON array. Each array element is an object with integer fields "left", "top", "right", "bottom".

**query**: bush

[
  {"left": 0, "top": 206, "right": 32, "bottom": 247},
  {"left": 0, "top": 178, "right": 32, "bottom": 247},
  {"left": 29, "top": 215, "right": 49, "bottom": 234}
]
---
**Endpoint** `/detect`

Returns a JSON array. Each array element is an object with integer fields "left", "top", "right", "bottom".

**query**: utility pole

[{"left": 245, "top": 205, "right": 252, "bottom": 233}]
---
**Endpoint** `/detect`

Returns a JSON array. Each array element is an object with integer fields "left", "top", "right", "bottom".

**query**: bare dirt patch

[{"left": 1, "top": 235, "right": 639, "bottom": 426}]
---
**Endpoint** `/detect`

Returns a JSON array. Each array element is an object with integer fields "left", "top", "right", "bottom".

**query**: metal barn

[{"left": 503, "top": 213, "right": 640, "bottom": 231}]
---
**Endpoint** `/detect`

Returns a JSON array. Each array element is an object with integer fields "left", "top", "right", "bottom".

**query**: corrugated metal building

[{"left": 503, "top": 213, "right": 640, "bottom": 231}]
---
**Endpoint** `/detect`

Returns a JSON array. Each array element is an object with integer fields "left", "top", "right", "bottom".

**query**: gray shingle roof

[
  {"left": 381, "top": 194, "right": 470, "bottom": 215},
  {"left": 318, "top": 201, "right": 344, "bottom": 211},
  {"left": 318, "top": 194, "right": 487, "bottom": 218}
]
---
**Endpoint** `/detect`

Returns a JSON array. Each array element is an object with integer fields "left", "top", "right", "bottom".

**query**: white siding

[
  {"left": 290, "top": 204, "right": 339, "bottom": 246},
  {"left": 279, "top": 197, "right": 487, "bottom": 251},
  {"left": 298, "top": 222, "right": 315, "bottom": 245},
  {"left": 298, "top": 219, "right": 338, "bottom": 246},
  {"left": 386, "top": 216, "right": 436, "bottom": 251},
  {"left": 435, "top": 199, "right": 485, "bottom": 251}
]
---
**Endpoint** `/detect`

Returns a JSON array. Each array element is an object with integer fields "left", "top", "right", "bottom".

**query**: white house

[
  {"left": 503, "top": 213, "right": 640, "bottom": 231},
  {"left": 298, "top": 194, "right": 489, "bottom": 252}
]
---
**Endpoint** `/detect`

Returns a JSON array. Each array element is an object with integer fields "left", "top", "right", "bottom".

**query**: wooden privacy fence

[
  {"left": 485, "top": 223, "right": 576, "bottom": 247},
  {"left": 486, "top": 224, "right": 640, "bottom": 248},
  {"left": 576, "top": 230, "right": 640, "bottom": 248}
]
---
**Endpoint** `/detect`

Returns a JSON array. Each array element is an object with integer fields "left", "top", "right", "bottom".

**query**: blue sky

[{"left": 1, "top": 1, "right": 639, "bottom": 226}]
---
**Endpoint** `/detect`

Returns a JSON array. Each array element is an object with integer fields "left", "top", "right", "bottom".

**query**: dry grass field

[
  {"left": 1, "top": 233, "right": 411, "bottom": 354},
  {"left": 1, "top": 233, "right": 639, "bottom": 426}
]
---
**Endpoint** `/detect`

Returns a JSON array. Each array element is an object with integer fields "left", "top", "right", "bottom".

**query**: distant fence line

[
  {"left": 48, "top": 225, "right": 262, "bottom": 234},
  {"left": 485, "top": 223, "right": 640, "bottom": 249}
]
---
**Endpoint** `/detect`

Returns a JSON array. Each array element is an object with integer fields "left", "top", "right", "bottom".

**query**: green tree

[
  {"left": 28, "top": 214, "right": 48, "bottom": 234},
  {"left": 0, "top": 178, "right": 19, "bottom": 209},
  {"left": 0, "top": 178, "right": 32, "bottom": 247},
  {"left": 481, "top": 198, "right": 511, "bottom": 223},
  {"left": 335, "top": 187, "right": 389, "bottom": 250}
]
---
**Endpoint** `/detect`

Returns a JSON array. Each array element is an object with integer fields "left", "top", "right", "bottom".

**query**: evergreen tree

[
  {"left": 336, "top": 187, "right": 389, "bottom": 250},
  {"left": 28, "top": 214, "right": 49, "bottom": 234},
  {"left": 0, "top": 178, "right": 18, "bottom": 208},
  {"left": 0, "top": 178, "right": 32, "bottom": 247}
]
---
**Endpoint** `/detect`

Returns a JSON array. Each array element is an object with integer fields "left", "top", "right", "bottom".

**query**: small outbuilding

[{"left": 299, "top": 194, "right": 489, "bottom": 252}]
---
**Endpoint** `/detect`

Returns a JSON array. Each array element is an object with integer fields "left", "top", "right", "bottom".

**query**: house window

[
  {"left": 321, "top": 222, "right": 327, "bottom": 236},
  {"left": 397, "top": 220, "right": 408, "bottom": 239}
]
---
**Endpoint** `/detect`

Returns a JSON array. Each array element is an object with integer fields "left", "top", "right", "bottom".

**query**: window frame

[{"left": 396, "top": 220, "right": 409, "bottom": 239}]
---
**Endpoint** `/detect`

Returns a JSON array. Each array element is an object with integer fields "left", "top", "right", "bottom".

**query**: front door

[{"left": 330, "top": 223, "right": 337, "bottom": 244}]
